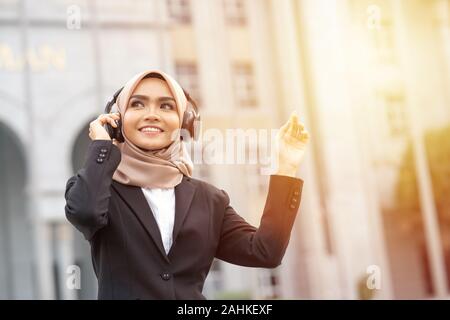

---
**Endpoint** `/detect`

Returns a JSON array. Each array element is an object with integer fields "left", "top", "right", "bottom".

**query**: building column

[
  {"left": 267, "top": 0, "right": 340, "bottom": 299},
  {"left": 392, "top": 0, "right": 448, "bottom": 298},
  {"left": 191, "top": 0, "right": 234, "bottom": 117}
]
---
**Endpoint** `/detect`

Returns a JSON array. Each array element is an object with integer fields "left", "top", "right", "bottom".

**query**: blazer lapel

[
  {"left": 112, "top": 181, "right": 169, "bottom": 262},
  {"left": 111, "top": 176, "right": 197, "bottom": 261},
  {"left": 172, "top": 176, "right": 197, "bottom": 245}
]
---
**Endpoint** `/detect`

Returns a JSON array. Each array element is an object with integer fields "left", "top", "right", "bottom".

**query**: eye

[
  {"left": 161, "top": 103, "right": 175, "bottom": 110},
  {"left": 130, "top": 100, "right": 144, "bottom": 108}
]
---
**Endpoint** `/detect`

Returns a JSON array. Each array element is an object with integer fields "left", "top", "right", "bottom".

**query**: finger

[
  {"left": 98, "top": 113, "right": 117, "bottom": 121},
  {"left": 287, "top": 114, "right": 296, "bottom": 137},
  {"left": 108, "top": 113, "right": 120, "bottom": 122},
  {"left": 292, "top": 113, "right": 305, "bottom": 135},
  {"left": 294, "top": 117, "right": 305, "bottom": 132},
  {"left": 291, "top": 118, "right": 301, "bottom": 137},
  {"left": 291, "top": 111, "right": 303, "bottom": 133},
  {"left": 96, "top": 115, "right": 106, "bottom": 126},
  {"left": 102, "top": 114, "right": 115, "bottom": 122},
  {"left": 299, "top": 130, "right": 310, "bottom": 141},
  {"left": 98, "top": 115, "right": 117, "bottom": 127},
  {"left": 107, "top": 118, "right": 118, "bottom": 128},
  {"left": 292, "top": 111, "right": 298, "bottom": 121},
  {"left": 110, "top": 113, "right": 121, "bottom": 119},
  {"left": 108, "top": 115, "right": 120, "bottom": 123}
]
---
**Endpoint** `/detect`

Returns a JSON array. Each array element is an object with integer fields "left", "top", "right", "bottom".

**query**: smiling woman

[
  {"left": 124, "top": 74, "right": 180, "bottom": 152},
  {"left": 64, "top": 69, "right": 309, "bottom": 300},
  {"left": 107, "top": 71, "right": 195, "bottom": 189}
]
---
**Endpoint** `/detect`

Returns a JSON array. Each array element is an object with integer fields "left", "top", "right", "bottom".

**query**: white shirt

[{"left": 140, "top": 187, "right": 175, "bottom": 255}]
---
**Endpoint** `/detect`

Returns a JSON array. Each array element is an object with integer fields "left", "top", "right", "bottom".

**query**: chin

[
  {"left": 127, "top": 132, "right": 173, "bottom": 151},
  {"left": 136, "top": 140, "right": 171, "bottom": 151}
]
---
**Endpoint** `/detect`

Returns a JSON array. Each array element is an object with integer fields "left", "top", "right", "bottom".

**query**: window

[
  {"left": 243, "top": 144, "right": 268, "bottom": 196},
  {"left": 257, "top": 269, "right": 280, "bottom": 299},
  {"left": 223, "top": 0, "right": 247, "bottom": 25},
  {"left": 175, "top": 62, "right": 201, "bottom": 107},
  {"left": 384, "top": 94, "right": 408, "bottom": 137},
  {"left": 370, "top": 18, "right": 397, "bottom": 64},
  {"left": 167, "top": 0, "right": 191, "bottom": 24},
  {"left": 232, "top": 63, "right": 257, "bottom": 108}
]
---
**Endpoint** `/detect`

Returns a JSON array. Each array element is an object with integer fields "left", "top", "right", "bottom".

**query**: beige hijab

[{"left": 112, "top": 70, "right": 193, "bottom": 188}]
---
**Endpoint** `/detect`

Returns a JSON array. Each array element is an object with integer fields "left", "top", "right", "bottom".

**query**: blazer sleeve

[
  {"left": 215, "top": 174, "right": 303, "bottom": 268},
  {"left": 64, "top": 139, "right": 121, "bottom": 241}
]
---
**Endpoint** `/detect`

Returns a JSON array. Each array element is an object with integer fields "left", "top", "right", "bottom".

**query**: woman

[{"left": 64, "top": 69, "right": 310, "bottom": 300}]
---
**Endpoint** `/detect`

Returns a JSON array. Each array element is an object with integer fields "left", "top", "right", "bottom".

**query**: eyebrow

[{"left": 130, "top": 95, "right": 176, "bottom": 103}]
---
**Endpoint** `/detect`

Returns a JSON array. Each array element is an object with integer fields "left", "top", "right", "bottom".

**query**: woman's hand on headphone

[{"left": 88, "top": 113, "right": 121, "bottom": 141}]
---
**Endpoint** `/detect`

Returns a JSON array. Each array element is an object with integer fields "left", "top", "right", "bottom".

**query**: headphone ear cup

[
  {"left": 103, "top": 119, "right": 125, "bottom": 143},
  {"left": 104, "top": 87, "right": 125, "bottom": 143},
  {"left": 181, "top": 110, "right": 196, "bottom": 141},
  {"left": 114, "top": 119, "right": 125, "bottom": 143},
  {"left": 110, "top": 119, "right": 124, "bottom": 143}
]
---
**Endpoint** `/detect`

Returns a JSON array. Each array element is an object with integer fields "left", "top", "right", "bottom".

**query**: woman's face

[{"left": 123, "top": 77, "right": 180, "bottom": 151}]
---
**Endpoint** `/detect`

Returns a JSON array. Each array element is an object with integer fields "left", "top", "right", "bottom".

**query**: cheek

[
  {"left": 122, "top": 112, "right": 137, "bottom": 133},
  {"left": 166, "top": 113, "right": 180, "bottom": 130}
]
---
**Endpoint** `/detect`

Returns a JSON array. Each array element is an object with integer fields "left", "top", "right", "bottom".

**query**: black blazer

[{"left": 64, "top": 140, "right": 303, "bottom": 299}]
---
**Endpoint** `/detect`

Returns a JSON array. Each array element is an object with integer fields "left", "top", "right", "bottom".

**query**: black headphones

[{"left": 104, "top": 87, "right": 201, "bottom": 143}]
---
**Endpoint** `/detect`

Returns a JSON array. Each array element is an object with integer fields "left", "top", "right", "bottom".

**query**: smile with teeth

[
  {"left": 140, "top": 127, "right": 164, "bottom": 135},
  {"left": 141, "top": 128, "right": 162, "bottom": 132}
]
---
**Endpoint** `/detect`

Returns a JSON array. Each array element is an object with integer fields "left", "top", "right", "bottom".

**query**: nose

[{"left": 142, "top": 105, "right": 162, "bottom": 121}]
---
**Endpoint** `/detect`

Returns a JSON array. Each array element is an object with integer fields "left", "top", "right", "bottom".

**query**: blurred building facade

[{"left": 0, "top": 0, "right": 449, "bottom": 299}]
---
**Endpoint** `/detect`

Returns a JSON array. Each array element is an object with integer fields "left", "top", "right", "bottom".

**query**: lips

[{"left": 139, "top": 125, "right": 164, "bottom": 133}]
